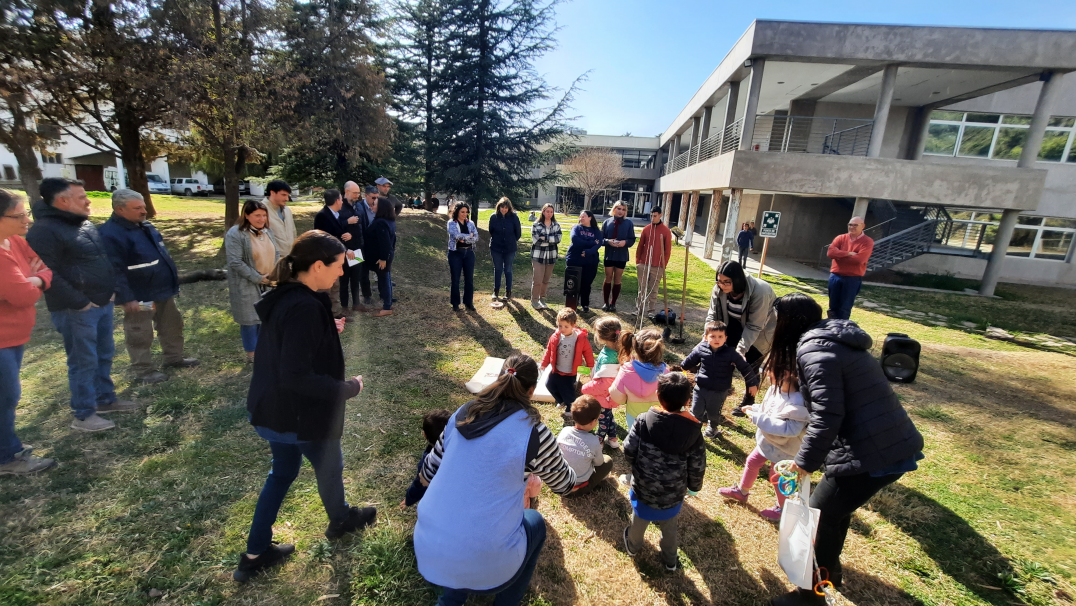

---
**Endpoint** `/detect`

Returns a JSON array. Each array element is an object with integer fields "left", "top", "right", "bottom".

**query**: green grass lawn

[{"left": 2, "top": 207, "right": 1075, "bottom": 606}]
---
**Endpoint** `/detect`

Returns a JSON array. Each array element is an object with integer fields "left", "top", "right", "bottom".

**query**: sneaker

[
  {"left": 538, "top": 298, "right": 548, "bottom": 309},
  {"left": 760, "top": 505, "right": 782, "bottom": 522},
  {"left": 531, "top": 300, "right": 541, "bottom": 309},
  {"left": 493, "top": 292, "right": 501, "bottom": 301},
  {"left": 609, "top": 305, "right": 617, "bottom": 313},
  {"left": 164, "top": 357, "right": 200, "bottom": 369},
  {"left": 703, "top": 426, "right": 723, "bottom": 439},
  {"left": 504, "top": 291, "right": 512, "bottom": 300},
  {"left": 452, "top": 305, "right": 461, "bottom": 312},
  {"left": 0, "top": 454, "right": 57, "bottom": 475},
  {"left": 605, "top": 437, "right": 621, "bottom": 449},
  {"left": 665, "top": 559, "right": 679, "bottom": 572},
  {"left": 601, "top": 303, "right": 611, "bottom": 311},
  {"left": 139, "top": 371, "right": 168, "bottom": 385},
  {"left": 618, "top": 473, "right": 632, "bottom": 487},
  {"left": 70, "top": 414, "right": 115, "bottom": 432},
  {"left": 581, "top": 306, "right": 590, "bottom": 313},
  {"left": 95, "top": 399, "right": 140, "bottom": 414},
  {"left": 718, "top": 485, "right": 749, "bottom": 503},
  {"left": 622, "top": 526, "right": 637, "bottom": 557},
  {"left": 465, "top": 305, "right": 476, "bottom": 312},
  {"left": 731, "top": 407, "right": 746, "bottom": 418},
  {"left": 232, "top": 542, "right": 295, "bottom": 583},
  {"left": 325, "top": 506, "right": 377, "bottom": 539}
]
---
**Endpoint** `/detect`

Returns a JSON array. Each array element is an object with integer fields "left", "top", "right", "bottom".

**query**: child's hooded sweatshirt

[{"left": 609, "top": 361, "right": 667, "bottom": 421}]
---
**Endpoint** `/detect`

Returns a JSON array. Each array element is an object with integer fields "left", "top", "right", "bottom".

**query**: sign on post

[{"left": 760, "top": 211, "right": 781, "bottom": 238}]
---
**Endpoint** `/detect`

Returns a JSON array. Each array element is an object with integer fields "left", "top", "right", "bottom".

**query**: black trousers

[
  {"left": 810, "top": 471, "right": 902, "bottom": 579},
  {"left": 340, "top": 262, "right": 360, "bottom": 308},
  {"left": 356, "top": 261, "right": 373, "bottom": 301}
]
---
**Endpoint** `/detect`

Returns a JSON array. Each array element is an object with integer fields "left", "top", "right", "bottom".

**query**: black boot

[
  {"left": 233, "top": 542, "right": 295, "bottom": 582},
  {"left": 325, "top": 506, "right": 377, "bottom": 539},
  {"left": 770, "top": 588, "right": 826, "bottom": 606}
]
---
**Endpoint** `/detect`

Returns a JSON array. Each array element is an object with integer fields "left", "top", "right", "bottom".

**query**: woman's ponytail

[
  {"left": 267, "top": 254, "right": 295, "bottom": 285},
  {"left": 266, "top": 231, "right": 344, "bottom": 285},
  {"left": 461, "top": 353, "right": 541, "bottom": 426}
]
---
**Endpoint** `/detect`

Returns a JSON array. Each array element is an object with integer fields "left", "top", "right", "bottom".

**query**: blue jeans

[
  {"left": 545, "top": 372, "right": 578, "bottom": 407},
  {"left": 827, "top": 273, "right": 863, "bottom": 320},
  {"left": 491, "top": 250, "right": 517, "bottom": 294},
  {"left": 240, "top": 324, "right": 260, "bottom": 353},
  {"left": 0, "top": 345, "right": 25, "bottom": 464},
  {"left": 738, "top": 246, "right": 749, "bottom": 267},
  {"left": 50, "top": 303, "right": 116, "bottom": 420},
  {"left": 374, "top": 265, "right": 393, "bottom": 310},
  {"left": 247, "top": 435, "right": 349, "bottom": 554},
  {"left": 448, "top": 249, "right": 475, "bottom": 307},
  {"left": 437, "top": 509, "right": 547, "bottom": 606}
]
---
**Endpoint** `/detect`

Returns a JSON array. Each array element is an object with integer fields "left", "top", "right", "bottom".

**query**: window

[
  {"left": 615, "top": 149, "right": 657, "bottom": 169},
  {"left": 2, "top": 165, "right": 15, "bottom": 180},
  {"left": 924, "top": 111, "right": 1076, "bottom": 163},
  {"left": 41, "top": 151, "right": 62, "bottom": 164},
  {"left": 974, "top": 213, "right": 1076, "bottom": 260}
]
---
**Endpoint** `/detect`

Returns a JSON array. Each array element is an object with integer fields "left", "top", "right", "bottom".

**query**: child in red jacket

[{"left": 540, "top": 308, "right": 595, "bottom": 421}]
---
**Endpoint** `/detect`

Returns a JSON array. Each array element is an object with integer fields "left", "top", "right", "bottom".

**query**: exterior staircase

[{"left": 865, "top": 204, "right": 954, "bottom": 273}]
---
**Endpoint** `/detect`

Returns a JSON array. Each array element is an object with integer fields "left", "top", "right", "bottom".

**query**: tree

[
  {"left": 28, "top": 0, "right": 183, "bottom": 218},
  {"left": 561, "top": 147, "right": 625, "bottom": 211},
  {"left": 168, "top": 0, "right": 298, "bottom": 229},
  {"left": 280, "top": 0, "right": 393, "bottom": 188},
  {"left": 434, "top": 0, "right": 578, "bottom": 203}
]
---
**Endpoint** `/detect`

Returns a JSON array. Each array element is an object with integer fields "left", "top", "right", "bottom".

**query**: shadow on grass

[
  {"left": 840, "top": 567, "right": 929, "bottom": 606},
  {"left": 873, "top": 483, "right": 1023, "bottom": 606}
]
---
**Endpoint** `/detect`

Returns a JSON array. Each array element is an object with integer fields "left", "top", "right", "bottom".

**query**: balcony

[{"left": 662, "top": 115, "right": 874, "bottom": 176}]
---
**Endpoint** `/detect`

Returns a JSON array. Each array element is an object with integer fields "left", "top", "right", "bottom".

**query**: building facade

[{"left": 650, "top": 20, "right": 1076, "bottom": 293}]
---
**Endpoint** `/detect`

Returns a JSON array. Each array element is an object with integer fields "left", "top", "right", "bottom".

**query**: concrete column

[
  {"left": 738, "top": 59, "right": 765, "bottom": 151},
  {"left": 979, "top": 72, "right": 1065, "bottom": 296},
  {"left": 1019, "top": 72, "right": 1065, "bottom": 168},
  {"left": 701, "top": 105, "right": 714, "bottom": 142},
  {"left": 852, "top": 197, "right": 870, "bottom": 220},
  {"left": 662, "top": 192, "right": 673, "bottom": 225},
  {"left": 672, "top": 134, "right": 681, "bottom": 159},
  {"left": 866, "top": 64, "right": 899, "bottom": 158},
  {"left": 689, "top": 116, "right": 701, "bottom": 148},
  {"left": 909, "top": 106, "right": 932, "bottom": 160},
  {"left": 656, "top": 143, "right": 667, "bottom": 174},
  {"left": 724, "top": 81, "right": 740, "bottom": 127},
  {"left": 677, "top": 190, "right": 691, "bottom": 229},
  {"left": 703, "top": 190, "right": 723, "bottom": 259},
  {"left": 683, "top": 191, "right": 700, "bottom": 243},
  {"left": 979, "top": 209, "right": 1019, "bottom": 297},
  {"left": 718, "top": 188, "right": 743, "bottom": 264}
]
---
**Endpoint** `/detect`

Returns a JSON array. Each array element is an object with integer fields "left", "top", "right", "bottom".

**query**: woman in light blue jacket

[{"left": 446, "top": 202, "right": 479, "bottom": 311}]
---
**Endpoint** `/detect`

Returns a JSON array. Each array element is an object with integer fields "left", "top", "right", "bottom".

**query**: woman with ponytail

[
  {"left": 414, "top": 354, "right": 577, "bottom": 605},
  {"left": 234, "top": 230, "right": 376, "bottom": 583},
  {"left": 768, "top": 293, "right": 923, "bottom": 606},
  {"left": 225, "top": 200, "right": 278, "bottom": 361}
]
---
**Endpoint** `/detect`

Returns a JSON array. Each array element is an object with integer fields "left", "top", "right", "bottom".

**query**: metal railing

[
  {"left": 818, "top": 205, "right": 961, "bottom": 273},
  {"left": 662, "top": 115, "right": 871, "bottom": 176},
  {"left": 748, "top": 115, "right": 873, "bottom": 155},
  {"left": 662, "top": 118, "right": 744, "bottom": 176}
]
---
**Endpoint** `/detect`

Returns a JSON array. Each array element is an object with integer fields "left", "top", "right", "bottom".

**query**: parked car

[
  {"left": 146, "top": 173, "right": 170, "bottom": 195},
  {"left": 171, "top": 178, "right": 210, "bottom": 196},
  {"left": 212, "top": 178, "right": 250, "bottom": 195}
]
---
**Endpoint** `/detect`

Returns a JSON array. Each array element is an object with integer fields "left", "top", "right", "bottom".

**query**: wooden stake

[{"left": 757, "top": 237, "right": 770, "bottom": 278}]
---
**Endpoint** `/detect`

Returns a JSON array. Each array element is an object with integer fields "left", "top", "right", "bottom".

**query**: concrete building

[
  {"left": 651, "top": 20, "right": 1076, "bottom": 293},
  {"left": 535, "top": 133, "right": 661, "bottom": 218}
]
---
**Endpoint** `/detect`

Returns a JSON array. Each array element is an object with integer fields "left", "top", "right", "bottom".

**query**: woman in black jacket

[
  {"left": 769, "top": 293, "right": 923, "bottom": 606},
  {"left": 364, "top": 196, "right": 397, "bottom": 317},
  {"left": 235, "top": 230, "right": 376, "bottom": 583}
]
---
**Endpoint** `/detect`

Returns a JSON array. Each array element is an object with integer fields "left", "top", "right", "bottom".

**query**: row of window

[
  {"left": 924, "top": 111, "right": 1076, "bottom": 163},
  {"left": 615, "top": 149, "right": 656, "bottom": 169},
  {"left": 41, "top": 152, "right": 63, "bottom": 164},
  {"left": 949, "top": 211, "right": 1076, "bottom": 260}
]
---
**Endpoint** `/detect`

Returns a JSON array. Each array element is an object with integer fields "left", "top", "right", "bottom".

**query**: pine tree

[{"left": 435, "top": 0, "right": 577, "bottom": 204}]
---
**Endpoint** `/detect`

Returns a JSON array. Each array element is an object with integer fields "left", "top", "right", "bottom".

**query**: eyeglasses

[
  {"left": 717, "top": 278, "right": 733, "bottom": 286},
  {"left": 2, "top": 213, "right": 29, "bottom": 220},
  {"left": 848, "top": 223, "right": 863, "bottom": 228}
]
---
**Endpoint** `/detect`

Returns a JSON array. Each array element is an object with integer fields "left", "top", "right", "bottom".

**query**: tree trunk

[
  {"left": 583, "top": 193, "right": 592, "bottom": 211},
  {"left": 222, "top": 134, "right": 240, "bottom": 230},
  {"left": 422, "top": 20, "right": 438, "bottom": 212},
  {"left": 115, "top": 104, "right": 156, "bottom": 217},
  {"left": 0, "top": 95, "right": 43, "bottom": 203}
]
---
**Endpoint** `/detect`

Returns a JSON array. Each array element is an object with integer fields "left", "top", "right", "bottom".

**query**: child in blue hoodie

[{"left": 680, "top": 321, "right": 759, "bottom": 438}]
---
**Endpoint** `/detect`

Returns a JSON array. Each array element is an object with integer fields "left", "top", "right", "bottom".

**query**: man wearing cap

[
  {"left": 634, "top": 206, "right": 672, "bottom": 317},
  {"left": 100, "top": 189, "right": 199, "bottom": 385},
  {"left": 376, "top": 177, "right": 403, "bottom": 217}
]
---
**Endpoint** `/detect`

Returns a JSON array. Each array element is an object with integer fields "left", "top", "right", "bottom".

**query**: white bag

[
  {"left": 465, "top": 357, "right": 555, "bottom": 403},
  {"left": 777, "top": 478, "right": 820, "bottom": 590}
]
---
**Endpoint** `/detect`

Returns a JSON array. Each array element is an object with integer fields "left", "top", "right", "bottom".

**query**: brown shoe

[
  {"left": 96, "top": 399, "right": 141, "bottom": 414},
  {"left": 352, "top": 304, "right": 368, "bottom": 313},
  {"left": 372, "top": 309, "right": 393, "bottom": 317}
]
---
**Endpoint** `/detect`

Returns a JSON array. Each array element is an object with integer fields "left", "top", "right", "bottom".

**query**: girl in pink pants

[{"left": 718, "top": 370, "right": 809, "bottom": 521}]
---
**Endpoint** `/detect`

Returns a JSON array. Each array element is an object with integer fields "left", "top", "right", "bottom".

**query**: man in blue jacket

[
  {"left": 27, "top": 179, "right": 140, "bottom": 432},
  {"left": 100, "top": 189, "right": 199, "bottom": 385}
]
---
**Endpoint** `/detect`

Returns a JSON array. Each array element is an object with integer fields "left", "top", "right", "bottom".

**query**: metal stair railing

[{"left": 867, "top": 217, "right": 946, "bottom": 273}]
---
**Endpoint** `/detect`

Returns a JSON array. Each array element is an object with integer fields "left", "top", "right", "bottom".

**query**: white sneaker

[
  {"left": 538, "top": 298, "right": 548, "bottom": 309},
  {"left": 70, "top": 413, "right": 115, "bottom": 432},
  {"left": 606, "top": 437, "right": 621, "bottom": 449},
  {"left": 618, "top": 473, "right": 632, "bottom": 487}
]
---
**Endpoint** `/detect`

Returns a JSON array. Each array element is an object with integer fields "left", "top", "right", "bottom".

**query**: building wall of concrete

[
  {"left": 944, "top": 76, "right": 1076, "bottom": 116},
  {"left": 745, "top": 195, "right": 852, "bottom": 262},
  {"left": 893, "top": 252, "right": 1076, "bottom": 288},
  {"left": 919, "top": 155, "right": 1076, "bottom": 218}
]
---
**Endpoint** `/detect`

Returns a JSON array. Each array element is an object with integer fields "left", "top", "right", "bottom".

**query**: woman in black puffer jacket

[{"left": 769, "top": 293, "right": 923, "bottom": 606}]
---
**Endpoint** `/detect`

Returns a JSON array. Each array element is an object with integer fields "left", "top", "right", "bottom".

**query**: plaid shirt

[{"left": 531, "top": 220, "right": 562, "bottom": 264}]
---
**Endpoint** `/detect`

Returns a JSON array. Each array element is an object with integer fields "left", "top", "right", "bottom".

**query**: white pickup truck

[{"left": 171, "top": 178, "right": 211, "bottom": 196}]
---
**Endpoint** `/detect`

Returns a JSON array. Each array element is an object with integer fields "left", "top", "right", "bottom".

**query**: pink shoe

[
  {"left": 718, "top": 485, "right": 749, "bottom": 503},
  {"left": 760, "top": 505, "right": 782, "bottom": 521}
]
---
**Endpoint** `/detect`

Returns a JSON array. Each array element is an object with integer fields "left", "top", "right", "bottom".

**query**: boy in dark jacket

[
  {"left": 400, "top": 409, "right": 452, "bottom": 509},
  {"left": 622, "top": 372, "right": 705, "bottom": 571},
  {"left": 680, "top": 321, "right": 759, "bottom": 438}
]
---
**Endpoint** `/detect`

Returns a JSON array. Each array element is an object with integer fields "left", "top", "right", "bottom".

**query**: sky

[{"left": 534, "top": 0, "right": 1076, "bottom": 137}]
